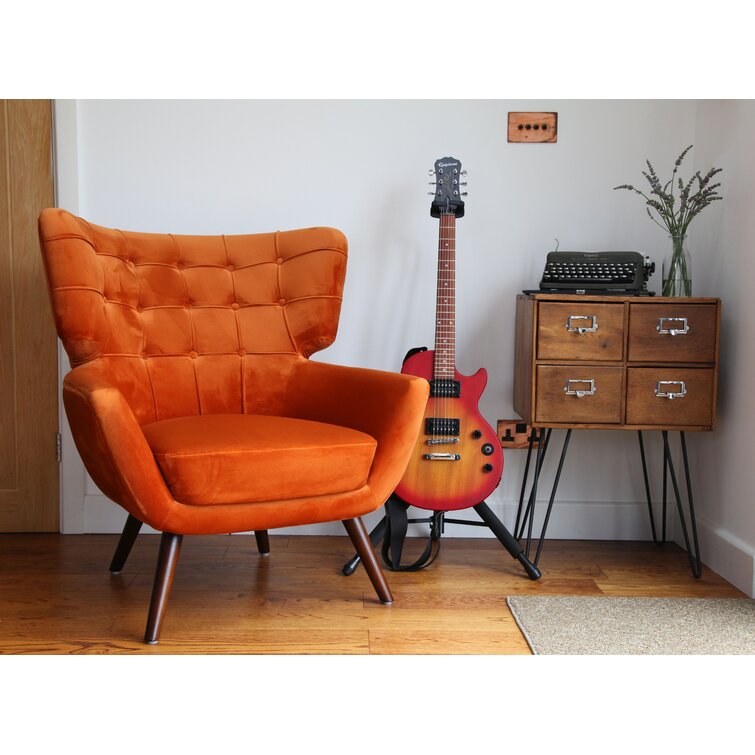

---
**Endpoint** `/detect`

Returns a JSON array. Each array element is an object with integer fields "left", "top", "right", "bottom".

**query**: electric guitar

[{"left": 394, "top": 157, "right": 504, "bottom": 511}]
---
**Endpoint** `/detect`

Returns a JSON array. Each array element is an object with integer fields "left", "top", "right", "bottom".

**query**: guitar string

[
  {"left": 448, "top": 210, "right": 455, "bottom": 434},
  {"left": 439, "top": 210, "right": 443, "bottom": 433},
  {"left": 439, "top": 210, "right": 447, "bottom": 433},
  {"left": 446, "top": 210, "right": 454, "bottom": 435},
  {"left": 435, "top": 206, "right": 457, "bottom": 442},
  {"left": 436, "top": 210, "right": 443, "bottom": 436},
  {"left": 439, "top": 210, "right": 454, "bottom": 435},
  {"left": 444, "top": 210, "right": 449, "bottom": 433},
  {"left": 446, "top": 210, "right": 453, "bottom": 432},
  {"left": 436, "top": 209, "right": 443, "bottom": 437}
]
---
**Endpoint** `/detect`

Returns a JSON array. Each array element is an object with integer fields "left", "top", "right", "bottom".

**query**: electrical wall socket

[
  {"left": 507, "top": 112, "right": 558, "bottom": 143},
  {"left": 497, "top": 419, "right": 539, "bottom": 449}
]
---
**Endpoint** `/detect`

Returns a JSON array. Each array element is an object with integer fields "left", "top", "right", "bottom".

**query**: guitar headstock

[{"left": 429, "top": 156, "right": 467, "bottom": 218}]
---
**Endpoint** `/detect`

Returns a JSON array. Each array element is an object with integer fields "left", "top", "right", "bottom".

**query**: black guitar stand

[
  {"left": 342, "top": 493, "right": 542, "bottom": 580},
  {"left": 514, "top": 427, "right": 702, "bottom": 578}
]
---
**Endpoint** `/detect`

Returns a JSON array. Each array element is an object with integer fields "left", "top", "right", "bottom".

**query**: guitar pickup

[
  {"left": 425, "top": 418, "right": 460, "bottom": 435},
  {"left": 423, "top": 453, "right": 461, "bottom": 461},
  {"left": 429, "top": 380, "right": 461, "bottom": 398}
]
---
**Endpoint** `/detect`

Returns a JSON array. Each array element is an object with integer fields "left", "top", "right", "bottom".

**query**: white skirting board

[
  {"left": 82, "top": 491, "right": 667, "bottom": 540},
  {"left": 694, "top": 516, "right": 755, "bottom": 599},
  {"left": 81, "top": 490, "right": 755, "bottom": 598}
]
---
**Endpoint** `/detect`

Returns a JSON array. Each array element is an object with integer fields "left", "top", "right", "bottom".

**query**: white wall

[
  {"left": 60, "top": 99, "right": 729, "bottom": 557},
  {"left": 685, "top": 101, "right": 755, "bottom": 596}
]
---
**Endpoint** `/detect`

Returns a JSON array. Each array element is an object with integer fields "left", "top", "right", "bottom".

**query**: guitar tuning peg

[
  {"left": 428, "top": 192, "right": 435, "bottom": 196},
  {"left": 428, "top": 169, "right": 436, "bottom": 176},
  {"left": 461, "top": 170, "right": 467, "bottom": 177},
  {"left": 460, "top": 181, "right": 468, "bottom": 186},
  {"left": 461, "top": 192, "right": 468, "bottom": 197}
]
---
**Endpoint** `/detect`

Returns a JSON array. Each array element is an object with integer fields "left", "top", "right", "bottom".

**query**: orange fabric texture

[
  {"left": 141, "top": 415, "right": 377, "bottom": 505},
  {"left": 39, "top": 209, "right": 429, "bottom": 535}
]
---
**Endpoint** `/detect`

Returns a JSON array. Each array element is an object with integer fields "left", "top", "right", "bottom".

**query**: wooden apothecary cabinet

[{"left": 513, "top": 294, "right": 721, "bottom": 431}]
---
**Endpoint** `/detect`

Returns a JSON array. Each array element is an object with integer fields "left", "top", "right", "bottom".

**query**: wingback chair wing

[{"left": 38, "top": 208, "right": 428, "bottom": 644}]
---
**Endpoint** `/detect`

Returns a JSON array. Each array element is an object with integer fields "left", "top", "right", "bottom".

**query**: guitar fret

[{"left": 434, "top": 212, "right": 457, "bottom": 380}]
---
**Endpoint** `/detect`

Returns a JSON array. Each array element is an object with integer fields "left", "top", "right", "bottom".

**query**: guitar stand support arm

[{"left": 473, "top": 500, "right": 542, "bottom": 580}]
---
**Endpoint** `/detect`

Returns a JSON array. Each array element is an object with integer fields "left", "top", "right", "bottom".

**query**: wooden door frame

[{"left": 0, "top": 99, "right": 60, "bottom": 531}]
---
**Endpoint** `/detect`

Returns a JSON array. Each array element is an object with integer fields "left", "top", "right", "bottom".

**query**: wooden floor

[{"left": 0, "top": 534, "right": 746, "bottom": 654}]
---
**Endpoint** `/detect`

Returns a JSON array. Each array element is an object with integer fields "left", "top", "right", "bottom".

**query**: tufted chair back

[{"left": 38, "top": 209, "right": 348, "bottom": 424}]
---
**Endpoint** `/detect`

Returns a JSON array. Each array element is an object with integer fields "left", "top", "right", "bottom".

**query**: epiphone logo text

[{"left": 438, "top": 162, "right": 459, "bottom": 169}]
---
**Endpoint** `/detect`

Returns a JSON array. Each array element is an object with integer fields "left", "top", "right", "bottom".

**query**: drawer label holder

[
  {"left": 656, "top": 316, "right": 689, "bottom": 336},
  {"left": 566, "top": 314, "right": 598, "bottom": 334},
  {"left": 563, "top": 378, "right": 596, "bottom": 398},
  {"left": 654, "top": 380, "right": 687, "bottom": 400}
]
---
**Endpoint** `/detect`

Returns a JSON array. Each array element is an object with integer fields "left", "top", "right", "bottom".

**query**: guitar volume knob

[
  {"left": 483, "top": 463, "right": 494, "bottom": 473},
  {"left": 481, "top": 443, "right": 494, "bottom": 456},
  {"left": 472, "top": 429, "right": 483, "bottom": 439}
]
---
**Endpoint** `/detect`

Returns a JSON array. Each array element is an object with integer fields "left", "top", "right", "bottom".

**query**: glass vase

[{"left": 662, "top": 235, "right": 692, "bottom": 297}]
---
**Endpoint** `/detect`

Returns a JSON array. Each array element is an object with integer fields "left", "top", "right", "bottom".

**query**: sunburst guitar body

[
  {"left": 394, "top": 348, "right": 503, "bottom": 511},
  {"left": 393, "top": 156, "right": 504, "bottom": 512}
]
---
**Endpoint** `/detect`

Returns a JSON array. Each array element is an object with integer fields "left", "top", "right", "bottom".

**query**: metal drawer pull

[
  {"left": 656, "top": 316, "right": 689, "bottom": 336},
  {"left": 655, "top": 380, "right": 687, "bottom": 400},
  {"left": 566, "top": 314, "right": 598, "bottom": 334},
  {"left": 564, "top": 378, "right": 596, "bottom": 398}
]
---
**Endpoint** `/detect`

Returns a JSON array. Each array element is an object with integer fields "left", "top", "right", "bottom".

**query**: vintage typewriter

[{"left": 533, "top": 251, "right": 655, "bottom": 295}]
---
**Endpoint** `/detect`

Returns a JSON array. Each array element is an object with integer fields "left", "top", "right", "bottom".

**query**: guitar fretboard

[{"left": 434, "top": 211, "right": 456, "bottom": 380}]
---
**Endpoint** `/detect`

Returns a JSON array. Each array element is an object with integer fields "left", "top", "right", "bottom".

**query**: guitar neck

[{"left": 434, "top": 210, "right": 456, "bottom": 380}]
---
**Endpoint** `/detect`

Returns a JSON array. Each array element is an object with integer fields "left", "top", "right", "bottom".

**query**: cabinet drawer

[
  {"left": 537, "top": 302, "right": 624, "bottom": 361},
  {"left": 535, "top": 365, "right": 623, "bottom": 424},
  {"left": 628, "top": 303, "right": 717, "bottom": 362},
  {"left": 626, "top": 368, "right": 714, "bottom": 427}
]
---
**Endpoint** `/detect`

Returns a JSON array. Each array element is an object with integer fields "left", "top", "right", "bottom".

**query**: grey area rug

[{"left": 507, "top": 596, "right": 755, "bottom": 655}]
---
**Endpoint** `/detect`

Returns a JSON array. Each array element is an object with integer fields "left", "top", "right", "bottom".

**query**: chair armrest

[
  {"left": 62, "top": 363, "right": 175, "bottom": 530},
  {"left": 282, "top": 360, "right": 429, "bottom": 503}
]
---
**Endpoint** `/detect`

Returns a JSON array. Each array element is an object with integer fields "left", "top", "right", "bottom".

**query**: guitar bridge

[
  {"left": 426, "top": 437, "right": 459, "bottom": 445},
  {"left": 423, "top": 453, "right": 461, "bottom": 461}
]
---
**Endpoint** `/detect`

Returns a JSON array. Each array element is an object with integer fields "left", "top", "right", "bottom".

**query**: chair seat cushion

[{"left": 141, "top": 414, "right": 377, "bottom": 505}]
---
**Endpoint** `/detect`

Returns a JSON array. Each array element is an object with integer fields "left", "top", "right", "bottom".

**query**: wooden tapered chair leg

[
  {"left": 342, "top": 518, "right": 393, "bottom": 604},
  {"left": 144, "top": 532, "right": 183, "bottom": 645},
  {"left": 109, "top": 514, "right": 143, "bottom": 573},
  {"left": 254, "top": 530, "right": 270, "bottom": 555}
]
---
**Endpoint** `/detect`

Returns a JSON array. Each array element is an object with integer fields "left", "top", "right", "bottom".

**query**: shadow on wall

[{"left": 350, "top": 187, "right": 435, "bottom": 371}]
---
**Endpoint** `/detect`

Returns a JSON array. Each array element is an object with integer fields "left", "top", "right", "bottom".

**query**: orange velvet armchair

[{"left": 38, "top": 209, "right": 428, "bottom": 644}]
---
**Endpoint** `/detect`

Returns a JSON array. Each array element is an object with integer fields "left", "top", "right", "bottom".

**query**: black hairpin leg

[
  {"left": 515, "top": 427, "right": 552, "bottom": 544},
  {"left": 639, "top": 430, "right": 702, "bottom": 577},
  {"left": 662, "top": 441, "right": 669, "bottom": 543},
  {"left": 512, "top": 427, "right": 702, "bottom": 578},
  {"left": 523, "top": 433, "right": 545, "bottom": 558},
  {"left": 517, "top": 428, "right": 571, "bottom": 566},
  {"left": 662, "top": 431, "right": 702, "bottom": 578},
  {"left": 533, "top": 429, "right": 572, "bottom": 566},
  {"left": 514, "top": 432, "right": 536, "bottom": 538},
  {"left": 637, "top": 431, "right": 660, "bottom": 543}
]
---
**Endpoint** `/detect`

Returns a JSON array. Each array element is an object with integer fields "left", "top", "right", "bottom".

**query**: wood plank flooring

[{"left": 0, "top": 534, "right": 746, "bottom": 654}]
